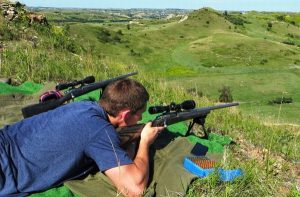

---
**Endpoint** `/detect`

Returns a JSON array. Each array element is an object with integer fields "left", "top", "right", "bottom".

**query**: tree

[{"left": 267, "top": 22, "right": 272, "bottom": 31}]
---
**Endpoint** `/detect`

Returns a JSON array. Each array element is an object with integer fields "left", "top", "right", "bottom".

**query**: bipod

[{"left": 187, "top": 115, "right": 209, "bottom": 139}]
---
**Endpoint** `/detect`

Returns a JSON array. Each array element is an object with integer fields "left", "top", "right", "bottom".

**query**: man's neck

[{"left": 108, "top": 114, "right": 119, "bottom": 127}]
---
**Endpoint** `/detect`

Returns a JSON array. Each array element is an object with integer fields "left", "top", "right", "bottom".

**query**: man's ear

[{"left": 118, "top": 109, "right": 131, "bottom": 124}]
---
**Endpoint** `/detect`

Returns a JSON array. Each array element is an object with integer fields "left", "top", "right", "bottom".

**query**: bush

[
  {"left": 224, "top": 14, "right": 249, "bottom": 26},
  {"left": 97, "top": 28, "right": 122, "bottom": 44},
  {"left": 282, "top": 40, "right": 295, "bottom": 45},
  {"left": 267, "top": 22, "right": 272, "bottom": 31},
  {"left": 66, "top": 41, "right": 81, "bottom": 53},
  {"left": 187, "top": 88, "right": 203, "bottom": 97},
  {"left": 276, "top": 15, "right": 285, "bottom": 21},
  {"left": 117, "top": 29, "right": 123, "bottom": 35},
  {"left": 260, "top": 59, "right": 268, "bottom": 65},
  {"left": 287, "top": 33, "right": 294, "bottom": 38},
  {"left": 97, "top": 28, "right": 111, "bottom": 43},
  {"left": 218, "top": 86, "right": 233, "bottom": 103},
  {"left": 130, "top": 49, "right": 141, "bottom": 56},
  {"left": 268, "top": 97, "right": 293, "bottom": 105},
  {"left": 0, "top": 17, "right": 21, "bottom": 41}
]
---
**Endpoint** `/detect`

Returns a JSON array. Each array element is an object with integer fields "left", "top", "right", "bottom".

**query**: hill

[{"left": 56, "top": 8, "right": 300, "bottom": 124}]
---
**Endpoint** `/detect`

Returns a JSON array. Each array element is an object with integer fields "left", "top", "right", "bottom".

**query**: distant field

[
  {"left": 168, "top": 69, "right": 300, "bottom": 124},
  {"left": 41, "top": 9, "right": 300, "bottom": 125}
]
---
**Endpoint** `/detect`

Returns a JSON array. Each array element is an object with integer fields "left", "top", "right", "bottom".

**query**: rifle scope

[
  {"left": 148, "top": 100, "right": 196, "bottom": 114},
  {"left": 56, "top": 76, "right": 95, "bottom": 90}
]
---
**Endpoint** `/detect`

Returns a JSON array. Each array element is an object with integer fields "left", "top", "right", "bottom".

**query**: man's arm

[{"left": 104, "top": 122, "right": 163, "bottom": 197}]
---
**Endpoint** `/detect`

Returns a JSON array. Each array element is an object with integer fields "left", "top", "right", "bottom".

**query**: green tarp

[{"left": 0, "top": 81, "right": 43, "bottom": 94}]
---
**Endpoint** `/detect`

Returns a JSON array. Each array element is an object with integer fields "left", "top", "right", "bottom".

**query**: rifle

[
  {"left": 21, "top": 72, "right": 138, "bottom": 118},
  {"left": 117, "top": 101, "right": 239, "bottom": 147}
]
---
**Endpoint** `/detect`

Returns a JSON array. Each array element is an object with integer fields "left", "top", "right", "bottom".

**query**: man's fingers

[{"left": 156, "top": 126, "right": 165, "bottom": 134}]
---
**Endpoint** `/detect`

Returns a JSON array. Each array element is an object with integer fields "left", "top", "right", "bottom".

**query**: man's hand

[
  {"left": 105, "top": 123, "right": 165, "bottom": 196},
  {"left": 140, "top": 122, "right": 165, "bottom": 146}
]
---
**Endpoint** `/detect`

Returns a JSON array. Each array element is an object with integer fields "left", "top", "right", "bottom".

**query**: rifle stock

[
  {"left": 22, "top": 72, "right": 138, "bottom": 118},
  {"left": 117, "top": 102, "right": 239, "bottom": 147}
]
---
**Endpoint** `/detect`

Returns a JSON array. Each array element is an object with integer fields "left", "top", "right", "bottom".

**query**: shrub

[
  {"left": 130, "top": 49, "right": 140, "bottom": 56},
  {"left": 0, "top": 27, "right": 19, "bottom": 40},
  {"left": 224, "top": 14, "right": 249, "bottom": 26},
  {"left": 117, "top": 29, "right": 123, "bottom": 35},
  {"left": 276, "top": 15, "right": 285, "bottom": 21},
  {"left": 97, "top": 28, "right": 111, "bottom": 43},
  {"left": 66, "top": 41, "right": 81, "bottom": 53},
  {"left": 218, "top": 86, "right": 233, "bottom": 103},
  {"left": 282, "top": 40, "right": 295, "bottom": 45},
  {"left": 267, "top": 22, "right": 272, "bottom": 31},
  {"left": 187, "top": 88, "right": 203, "bottom": 97},
  {"left": 268, "top": 97, "right": 293, "bottom": 105},
  {"left": 287, "top": 33, "right": 294, "bottom": 38},
  {"left": 97, "top": 28, "right": 122, "bottom": 44},
  {"left": 112, "top": 35, "right": 121, "bottom": 43},
  {"left": 260, "top": 59, "right": 268, "bottom": 65}
]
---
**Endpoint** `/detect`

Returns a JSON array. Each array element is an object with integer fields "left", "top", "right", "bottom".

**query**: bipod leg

[
  {"left": 186, "top": 121, "right": 195, "bottom": 137},
  {"left": 201, "top": 122, "right": 209, "bottom": 139},
  {"left": 193, "top": 117, "right": 209, "bottom": 139}
]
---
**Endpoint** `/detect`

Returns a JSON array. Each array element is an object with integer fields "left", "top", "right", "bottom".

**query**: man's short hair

[{"left": 99, "top": 79, "right": 149, "bottom": 117}]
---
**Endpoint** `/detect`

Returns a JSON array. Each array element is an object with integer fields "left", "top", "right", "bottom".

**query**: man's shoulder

[
  {"left": 69, "top": 100, "right": 99, "bottom": 108},
  {"left": 66, "top": 101, "right": 111, "bottom": 128},
  {"left": 61, "top": 101, "right": 104, "bottom": 114}
]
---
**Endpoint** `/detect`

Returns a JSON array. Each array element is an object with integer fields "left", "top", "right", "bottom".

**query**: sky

[{"left": 18, "top": 0, "right": 300, "bottom": 12}]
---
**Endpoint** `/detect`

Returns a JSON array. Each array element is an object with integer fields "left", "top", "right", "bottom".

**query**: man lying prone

[{"left": 0, "top": 79, "right": 164, "bottom": 197}]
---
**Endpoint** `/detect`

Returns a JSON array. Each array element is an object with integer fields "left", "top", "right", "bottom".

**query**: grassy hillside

[
  {"left": 53, "top": 8, "right": 300, "bottom": 125},
  {"left": 0, "top": 5, "right": 299, "bottom": 196}
]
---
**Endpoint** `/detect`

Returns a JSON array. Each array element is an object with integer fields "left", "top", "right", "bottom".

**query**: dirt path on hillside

[
  {"left": 263, "top": 122, "right": 300, "bottom": 135},
  {"left": 266, "top": 123, "right": 300, "bottom": 127}
]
